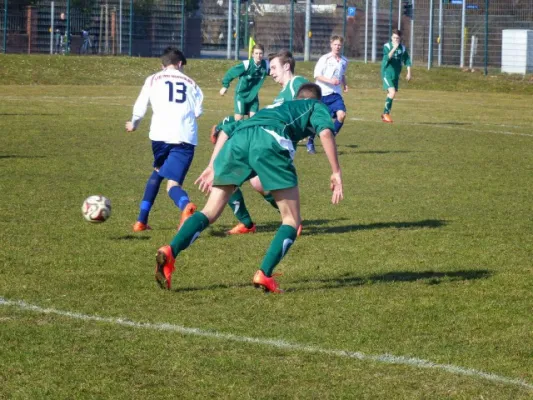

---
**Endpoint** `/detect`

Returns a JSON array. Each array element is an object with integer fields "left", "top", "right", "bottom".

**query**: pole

[
  {"left": 180, "top": 0, "right": 185, "bottom": 51},
  {"left": 244, "top": 2, "right": 248, "bottom": 49},
  {"left": 50, "top": 2, "right": 54, "bottom": 54},
  {"left": 364, "top": 0, "right": 368, "bottom": 63},
  {"left": 105, "top": 3, "right": 109, "bottom": 54},
  {"left": 410, "top": 0, "right": 415, "bottom": 61},
  {"left": 128, "top": 0, "right": 132, "bottom": 56},
  {"left": 289, "top": 0, "right": 294, "bottom": 52},
  {"left": 342, "top": 0, "right": 347, "bottom": 53},
  {"left": 234, "top": 0, "right": 240, "bottom": 60},
  {"left": 438, "top": 0, "right": 442, "bottom": 66},
  {"left": 460, "top": 0, "right": 466, "bottom": 67},
  {"left": 119, "top": 0, "right": 122, "bottom": 54},
  {"left": 2, "top": 0, "right": 7, "bottom": 53},
  {"left": 428, "top": 0, "right": 434, "bottom": 69},
  {"left": 389, "top": 0, "right": 392, "bottom": 38},
  {"left": 66, "top": 0, "right": 70, "bottom": 54},
  {"left": 304, "top": 0, "right": 311, "bottom": 61},
  {"left": 371, "top": 0, "right": 377, "bottom": 62},
  {"left": 226, "top": 0, "right": 232, "bottom": 59},
  {"left": 398, "top": 0, "right": 402, "bottom": 30},
  {"left": 484, "top": 0, "right": 488, "bottom": 75}
]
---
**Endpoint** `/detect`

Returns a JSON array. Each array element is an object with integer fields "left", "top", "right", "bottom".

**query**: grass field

[{"left": 0, "top": 54, "right": 532, "bottom": 399}]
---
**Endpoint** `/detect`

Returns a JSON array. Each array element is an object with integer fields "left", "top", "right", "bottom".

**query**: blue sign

[{"left": 347, "top": 7, "right": 356, "bottom": 17}]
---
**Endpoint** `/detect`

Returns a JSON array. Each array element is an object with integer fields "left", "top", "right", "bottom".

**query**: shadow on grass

[
  {"left": 0, "top": 155, "right": 47, "bottom": 159},
  {"left": 286, "top": 269, "right": 492, "bottom": 292},
  {"left": 171, "top": 269, "right": 492, "bottom": 293},
  {"left": 0, "top": 113, "right": 61, "bottom": 116},
  {"left": 418, "top": 121, "right": 472, "bottom": 126},
  {"left": 303, "top": 219, "right": 446, "bottom": 235},
  {"left": 111, "top": 235, "right": 150, "bottom": 240},
  {"left": 206, "top": 218, "right": 350, "bottom": 236},
  {"left": 355, "top": 150, "right": 414, "bottom": 155}
]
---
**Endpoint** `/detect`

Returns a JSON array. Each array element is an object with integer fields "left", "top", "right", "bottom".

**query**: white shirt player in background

[
  {"left": 306, "top": 35, "right": 349, "bottom": 154},
  {"left": 125, "top": 47, "right": 204, "bottom": 232}
]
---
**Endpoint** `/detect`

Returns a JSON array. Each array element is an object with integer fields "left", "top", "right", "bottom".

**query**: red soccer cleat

[
  {"left": 252, "top": 270, "right": 284, "bottom": 294},
  {"left": 226, "top": 222, "right": 257, "bottom": 235},
  {"left": 133, "top": 221, "right": 152, "bottom": 232},
  {"left": 210, "top": 124, "right": 220, "bottom": 145},
  {"left": 381, "top": 113, "right": 393, "bottom": 123},
  {"left": 178, "top": 202, "right": 197, "bottom": 231},
  {"left": 155, "top": 245, "right": 175, "bottom": 290}
]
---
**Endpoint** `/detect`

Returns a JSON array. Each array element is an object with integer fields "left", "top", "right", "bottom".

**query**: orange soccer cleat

[
  {"left": 226, "top": 222, "right": 257, "bottom": 235},
  {"left": 155, "top": 245, "right": 176, "bottom": 290},
  {"left": 252, "top": 270, "right": 284, "bottom": 294},
  {"left": 178, "top": 202, "right": 197, "bottom": 231},
  {"left": 381, "top": 113, "right": 393, "bottom": 123},
  {"left": 297, "top": 222, "right": 303, "bottom": 237},
  {"left": 133, "top": 221, "right": 152, "bottom": 232}
]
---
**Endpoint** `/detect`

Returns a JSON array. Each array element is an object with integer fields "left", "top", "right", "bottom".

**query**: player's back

[{"left": 148, "top": 69, "right": 203, "bottom": 145}]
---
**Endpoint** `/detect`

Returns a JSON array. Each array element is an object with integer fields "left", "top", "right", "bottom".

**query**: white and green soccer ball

[{"left": 82, "top": 195, "right": 112, "bottom": 223}]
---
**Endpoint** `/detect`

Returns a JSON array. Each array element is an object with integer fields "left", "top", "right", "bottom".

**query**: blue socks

[
  {"left": 168, "top": 186, "right": 190, "bottom": 211},
  {"left": 138, "top": 170, "right": 164, "bottom": 224},
  {"left": 334, "top": 119, "right": 344, "bottom": 135}
]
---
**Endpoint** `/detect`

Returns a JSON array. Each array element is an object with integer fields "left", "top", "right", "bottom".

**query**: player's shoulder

[
  {"left": 242, "top": 59, "right": 250, "bottom": 70},
  {"left": 316, "top": 53, "right": 331, "bottom": 63},
  {"left": 383, "top": 42, "right": 391, "bottom": 50}
]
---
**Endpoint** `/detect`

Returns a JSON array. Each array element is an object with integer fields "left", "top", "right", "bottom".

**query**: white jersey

[
  {"left": 131, "top": 68, "right": 203, "bottom": 145},
  {"left": 313, "top": 52, "right": 348, "bottom": 96}
]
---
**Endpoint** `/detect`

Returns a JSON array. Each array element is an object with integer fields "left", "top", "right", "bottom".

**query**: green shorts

[
  {"left": 213, "top": 126, "right": 297, "bottom": 191},
  {"left": 234, "top": 96, "right": 260, "bottom": 116},
  {"left": 382, "top": 74, "right": 399, "bottom": 91}
]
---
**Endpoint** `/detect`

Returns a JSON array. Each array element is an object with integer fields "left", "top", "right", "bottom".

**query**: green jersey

[
  {"left": 221, "top": 59, "right": 269, "bottom": 103},
  {"left": 273, "top": 76, "right": 309, "bottom": 105},
  {"left": 223, "top": 99, "right": 335, "bottom": 143},
  {"left": 381, "top": 42, "right": 412, "bottom": 78}
]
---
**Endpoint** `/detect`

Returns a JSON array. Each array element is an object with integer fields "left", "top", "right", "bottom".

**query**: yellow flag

[{"left": 248, "top": 37, "right": 256, "bottom": 59}]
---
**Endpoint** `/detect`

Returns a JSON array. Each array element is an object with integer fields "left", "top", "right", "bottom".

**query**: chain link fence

[{"left": 2, "top": 0, "right": 533, "bottom": 72}]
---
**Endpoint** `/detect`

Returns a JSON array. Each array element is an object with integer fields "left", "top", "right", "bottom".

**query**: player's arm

[
  {"left": 126, "top": 77, "right": 151, "bottom": 132},
  {"left": 342, "top": 61, "right": 348, "bottom": 92},
  {"left": 314, "top": 56, "right": 339, "bottom": 86},
  {"left": 403, "top": 50, "right": 412, "bottom": 81},
  {"left": 220, "top": 62, "right": 246, "bottom": 95},
  {"left": 194, "top": 85, "right": 204, "bottom": 118},
  {"left": 318, "top": 129, "right": 343, "bottom": 204}
]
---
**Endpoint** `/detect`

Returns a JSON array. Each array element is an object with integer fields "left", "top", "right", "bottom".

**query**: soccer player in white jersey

[
  {"left": 306, "top": 35, "right": 349, "bottom": 154},
  {"left": 125, "top": 47, "right": 204, "bottom": 232}
]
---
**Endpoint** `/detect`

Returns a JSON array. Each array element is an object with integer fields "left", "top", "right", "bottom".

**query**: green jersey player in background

[
  {"left": 212, "top": 50, "right": 309, "bottom": 235},
  {"left": 381, "top": 29, "right": 412, "bottom": 123},
  {"left": 219, "top": 43, "right": 269, "bottom": 121},
  {"left": 154, "top": 83, "right": 343, "bottom": 294}
]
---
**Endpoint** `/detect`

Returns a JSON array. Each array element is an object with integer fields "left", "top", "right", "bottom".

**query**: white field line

[
  {"left": 350, "top": 117, "right": 533, "bottom": 137},
  {"left": 1, "top": 296, "right": 532, "bottom": 391}
]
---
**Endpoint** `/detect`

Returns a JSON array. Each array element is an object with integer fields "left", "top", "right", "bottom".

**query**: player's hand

[
  {"left": 195, "top": 166, "right": 214, "bottom": 194},
  {"left": 329, "top": 172, "right": 343, "bottom": 204},
  {"left": 406, "top": 72, "right": 412, "bottom": 82},
  {"left": 219, "top": 87, "right": 227, "bottom": 96},
  {"left": 343, "top": 85, "right": 349, "bottom": 93},
  {"left": 331, "top": 78, "right": 341, "bottom": 86},
  {"left": 125, "top": 121, "right": 135, "bottom": 132}
]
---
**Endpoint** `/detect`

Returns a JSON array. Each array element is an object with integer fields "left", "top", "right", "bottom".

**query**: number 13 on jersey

[{"left": 165, "top": 80, "right": 187, "bottom": 103}]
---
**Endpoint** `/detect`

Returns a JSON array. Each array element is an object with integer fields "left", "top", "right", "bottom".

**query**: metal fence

[{"left": 2, "top": 0, "right": 533, "bottom": 72}]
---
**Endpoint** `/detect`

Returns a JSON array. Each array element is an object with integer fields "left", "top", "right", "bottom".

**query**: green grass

[{"left": 0, "top": 54, "right": 532, "bottom": 399}]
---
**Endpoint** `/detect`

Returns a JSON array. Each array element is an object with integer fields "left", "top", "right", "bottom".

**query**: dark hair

[
  {"left": 392, "top": 29, "right": 402, "bottom": 37},
  {"left": 330, "top": 35, "right": 344, "bottom": 44},
  {"left": 296, "top": 83, "right": 322, "bottom": 100},
  {"left": 251, "top": 44, "right": 265, "bottom": 53},
  {"left": 161, "top": 47, "right": 187, "bottom": 67},
  {"left": 268, "top": 50, "right": 295, "bottom": 73}
]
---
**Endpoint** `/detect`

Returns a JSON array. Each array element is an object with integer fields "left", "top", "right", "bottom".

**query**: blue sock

[
  {"left": 138, "top": 170, "right": 163, "bottom": 224},
  {"left": 334, "top": 119, "right": 344, "bottom": 135},
  {"left": 168, "top": 186, "right": 190, "bottom": 211}
]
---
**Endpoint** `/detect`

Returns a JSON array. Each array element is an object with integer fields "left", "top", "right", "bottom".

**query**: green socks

[
  {"left": 170, "top": 212, "right": 209, "bottom": 257},
  {"left": 228, "top": 188, "right": 254, "bottom": 228},
  {"left": 383, "top": 97, "right": 393, "bottom": 114},
  {"left": 260, "top": 224, "right": 297, "bottom": 277}
]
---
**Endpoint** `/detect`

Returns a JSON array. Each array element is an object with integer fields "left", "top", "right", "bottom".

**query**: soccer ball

[{"left": 82, "top": 195, "right": 112, "bottom": 223}]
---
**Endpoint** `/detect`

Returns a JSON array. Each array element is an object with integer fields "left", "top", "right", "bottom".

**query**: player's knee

[
  {"left": 337, "top": 111, "right": 346, "bottom": 122},
  {"left": 166, "top": 180, "right": 180, "bottom": 192}
]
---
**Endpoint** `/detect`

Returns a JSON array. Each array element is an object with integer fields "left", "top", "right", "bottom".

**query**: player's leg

[
  {"left": 234, "top": 97, "right": 245, "bottom": 121},
  {"left": 158, "top": 143, "right": 197, "bottom": 228},
  {"left": 226, "top": 187, "right": 257, "bottom": 235},
  {"left": 155, "top": 185, "right": 234, "bottom": 290},
  {"left": 382, "top": 75, "right": 396, "bottom": 123},
  {"left": 248, "top": 97, "right": 260, "bottom": 118},
  {"left": 253, "top": 186, "right": 300, "bottom": 293},
  {"left": 331, "top": 93, "right": 347, "bottom": 135},
  {"left": 133, "top": 168, "right": 164, "bottom": 232}
]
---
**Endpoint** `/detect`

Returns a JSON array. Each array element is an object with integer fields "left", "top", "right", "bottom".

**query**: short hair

[
  {"left": 161, "top": 47, "right": 187, "bottom": 67},
  {"left": 330, "top": 35, "right": 344, "bottom": 44},
  {"left": 392, "top": 29, "right": 402, "bottom": 37},
  {"left": 252, "top": 44, "right": 264, "bottom": 53},
  {"left": 268, "top": 50, "right": 295, "bottom": 73},
  {"left": 296, "top": 83, "right": 322, "bottom": 100}
]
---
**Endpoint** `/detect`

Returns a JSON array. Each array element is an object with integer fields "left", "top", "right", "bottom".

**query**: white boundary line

[{"left": 1, "top": 297, "right": 532, "bottom": 391}]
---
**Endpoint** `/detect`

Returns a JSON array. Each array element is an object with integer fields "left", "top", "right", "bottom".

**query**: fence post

[
  {"left": 428, "top": 0, "right": 434, "bottom": 69},
  {"left": 234, "top": 0, "right": 240, "bottom": 60},
  {"left": 2, "top": 0, "right": 6, "bottom": 53},
  {"left": 389, "top": 0, "right": 392, "bottom": 38},
  {"left": 342, "top": 0, "right": 346, "bottom": 53},
  {"left": 50, "top": 2, "right": 55, "bottom": 54},
  {"left": 128, "top": 0, "right": 132, "bottom": 56},
  {"left": 304, "top": 0, "right": 311, "bottom": 61},
  {"left": 484, "top": 0, "right": 488, "bottom": 75},
  {"left": 180, "top": 0, "right": 185, "bottom": 51},
  {"left": 410, "top": 0, "right": 415, "bottom": 62},
  {"left": 66, "top": 0, "right": 70, "bottom": 54},
  {"left": 289, "top": 0, "right": 294, "bottom": 52},
  {"left": 460, "top": 0, "right": 465, "bottom": 67},
  {"left": 364, "top": 0, "right": 368, "bottom": 63},
  {"left": 226, "top": 0, "right": 232, "bottom": 59},
  {"left": 371, "top": 0, "right": 377, "bottom": 62},
  {"left": 119, "top": 0, "right": 122, "bottom": 54},
  {"left": 437, "top": 0, "right": 442, "bottom": 66}
]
